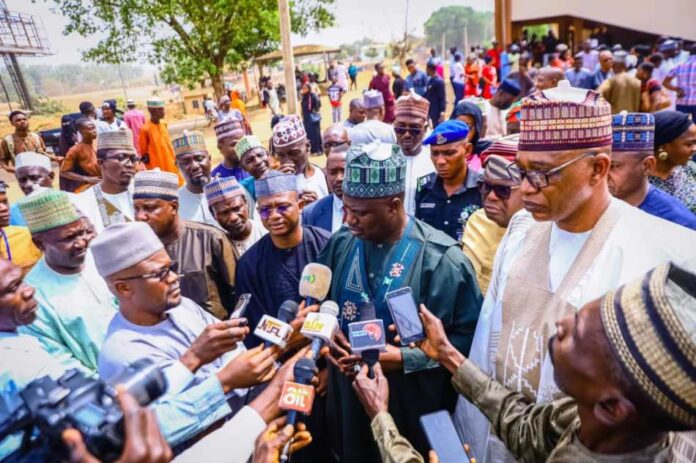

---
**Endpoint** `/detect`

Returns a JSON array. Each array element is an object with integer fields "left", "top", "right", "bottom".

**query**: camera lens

[{"left": 108, "top": 358, "right": 167, "bottom": 406}]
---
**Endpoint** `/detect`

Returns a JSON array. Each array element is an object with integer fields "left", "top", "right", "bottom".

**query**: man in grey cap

[
  {"left": 92, "top": 221, "right": 279, "bottom": 445},
  {"left": 599, "top": 50, "right": 641, "bottom": 112},
  {"left": 349, "top": 90, "right": 396, "bottom": 146}
]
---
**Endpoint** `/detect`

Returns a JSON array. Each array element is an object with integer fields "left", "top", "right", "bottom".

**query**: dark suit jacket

[
  {"left": 302, "top": 194, "right": 334, "bottom": 233},
  {"left": 425, "top": 76, "right": 446, "bottom": 126}
]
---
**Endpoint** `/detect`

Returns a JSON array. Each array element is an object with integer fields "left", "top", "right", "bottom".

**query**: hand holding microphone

[
  {"left": 300, "top": 301, "right": 340, "bottom": 361},
  {"left": 348, "top": 301, "right": 387, "bottom": 379},
  {"left": 278, "top": 357, "right": 317, "bottom": 462},
  {"left": 254, "top": 300, "right": 299, "bottom": 349}
]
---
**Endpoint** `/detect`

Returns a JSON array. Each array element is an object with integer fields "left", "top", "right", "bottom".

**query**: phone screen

[
  {"left": 386, "top": 288, "right": 424, "bottom": 345},
  {"left": 229, "top": 293, "right": 251, "bottom": 319},
  {"left": 419, "top": 411, "right": 468, "bottom": 463}
]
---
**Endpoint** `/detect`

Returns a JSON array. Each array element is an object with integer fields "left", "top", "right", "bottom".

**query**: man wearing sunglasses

[
  {"left": 133, "top": 170, "right": 237, "bottom": 321},
  {"left": 416, "top": 120, "right": 481, "bottom": 241},
  {"left": 71, "top": 130, "right": 136, "bottom": 234},
  {"left": 321, "top": 124, "right": 350, "bottom": 157},
  {"left": 459, "top": 87, "right": 696, "bottom": 463},
  {"left": 14, "top": 189, "right": 116, "bottom": 377},
  {"left": 235, "top": 171, "right": 330, "bottom": 347},
  {"left": 394, "top": 93, "right": 436, "bottom": 216},
  {"left": 462, "top": 139, "right": 525, "bottom": 295}
]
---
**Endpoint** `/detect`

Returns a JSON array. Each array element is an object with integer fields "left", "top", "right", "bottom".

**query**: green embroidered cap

[
  {"left": 18, "top": 189, "right": 81, "bottom": 234},
  {"left": 342, "top": 141, "right": 406, "bottom": 199}
]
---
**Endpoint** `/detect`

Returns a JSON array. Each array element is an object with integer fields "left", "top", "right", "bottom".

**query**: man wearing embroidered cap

[
  {"left": 349, "top": 90, "right": 397, "bottom": 146},
  {"left": 399, "top": 262, "right": 696, "bottom": 462},
  {"left": 487, "top": 76, "right": 521, "bottom": 137},
  {"left": 319, "top": 140, "right": 481, "bottom": 462},
  {"left": 393, "top": 92, "right": 436, "bottom": 216},
  {"left": 235, "top": 171, "right": 331, "bottom": 345},
  {"left": 71, "top": 129, "right": 136, "bottom": 234},
  {"left": 463, "top": 138, "right": 525, "bottom": 294},
  {"left": 212, "top": 119, "right": 250, "bottom": 182},
  {"left": 272, "top": 115, "right": 329, "bottom": 204},
  {"left": 16, "top": 188, "right": 117, "bottom": 376},
  {"left": 460, "top": 85, "right": 696, "bottom": 462},
  {"left": 139, "top": 98, "right": 183, "bottom": 183},
  {"left": 204, "top": 176, "right": 266, "bottom": 257},
  {"left": 173, "top": 130, "right": 220, "bottom": 228},
  {"left": 608, "top": 112, "right": 696, "bottom": 230},
  {"left": 416, "top": 120, "right": 481, "bottom": 240},
  {"left": 0, "top": 181, "right": 41, "bottom": 272},
  {"left": 133, "top": 170, "right": 237, "bottom": 320},
  {"left": 237, "top": 134, "right": 270, "bottom": 200},
  {"left": 10, "top": 152, "right": 55, "bottom": 226}
]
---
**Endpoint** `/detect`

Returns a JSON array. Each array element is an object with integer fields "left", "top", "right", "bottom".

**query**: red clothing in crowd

[
  {"left": 481, "top": 65, "right": 498, "bottom": 99},
  {"left": 369, "top": 74, "right": 396, "bottom": 123},
  {"left": 465, "top": 63, "right": 480, "bottom": 97}
]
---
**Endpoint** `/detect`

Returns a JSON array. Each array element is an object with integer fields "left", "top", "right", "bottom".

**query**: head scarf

[
  {"left": 449, "top": 100, "right": 493, "bottom": 154},
  {"left": 654, "top": 110, "right": 693, "bottom": 147}
]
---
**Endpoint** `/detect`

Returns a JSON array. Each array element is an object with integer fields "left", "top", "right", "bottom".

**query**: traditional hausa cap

[
  {"left": 91, "top": 222, "right": 165, "bottom": 277},
  {"left": 342, "top": 141, "right": 406, "bottom": 198}
]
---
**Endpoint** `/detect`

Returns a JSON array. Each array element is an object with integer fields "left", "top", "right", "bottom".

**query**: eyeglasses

[
  {"left": 393, "top": 126, "right": 425, "bottom": 136},
  {"left": 258, "top": 204, "right": 292, "bottom": 220},
  {"left": 514, "top": 152, "right": 596, "bottom": 189},
  {"left": 119, "top": 262, "right": 176, "bottom": 282},
  {"left": 105, "top": 153, "right": 140, "bottom": 165},
  {"left": 477, "top": 181, "right": 519, "bottom": 200}
]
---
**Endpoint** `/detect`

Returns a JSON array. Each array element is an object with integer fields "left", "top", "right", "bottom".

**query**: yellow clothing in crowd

[
  {"left": 0, "top": 226, "right": 42, "bottom": 272},
  {"left": 461, "top": 208, "right": 507, "bottom": 295}
]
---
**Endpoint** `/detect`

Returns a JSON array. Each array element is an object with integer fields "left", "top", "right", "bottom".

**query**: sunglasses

[
  {"left": 393, "top": 126, "right": 425, "bottom": 136},
  {"left": 258, "top": 204, "right": 292, "bottom": 220},
  {"left": 323, "top": 140, "right": 349, "bottom": 149},
  {"left": 477, "top": 181, "right": 519, "bottom": 200}
]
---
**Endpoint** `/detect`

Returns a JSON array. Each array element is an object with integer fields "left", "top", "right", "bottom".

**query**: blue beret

[
  {"left": 422, "top": 120, "right": 470, "bottom": 146},
  {"left": 499, "top": 78, "right": 521, "bottom": 97}
]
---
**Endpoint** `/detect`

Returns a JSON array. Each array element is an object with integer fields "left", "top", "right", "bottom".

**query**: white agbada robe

[
  {"left": 71, "top": 183, "right": 134, "bottom": 233},
  {"left": 456, "top": 199, "right": 696, "bottom": 463},
  {"left": 401, "top": 145, "right": 435, "bottom": 216}
]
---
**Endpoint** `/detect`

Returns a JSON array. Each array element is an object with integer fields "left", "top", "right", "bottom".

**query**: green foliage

[
  {"left": 338, "top": 37, "right": 376, "bottom": 59},
  {"left": 424, "top": 6, "right": 493, "bottom": 51},
  {"left": 47, "top": 0, "right": 335, "bottom": 96},
  {"left": 365, "top": 47, "right": 379, "bottom": 59}
]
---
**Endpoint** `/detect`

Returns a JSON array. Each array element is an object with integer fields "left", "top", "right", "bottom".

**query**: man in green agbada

[{"left": 319, "top": 140, "right": 482, "bottom": 462}]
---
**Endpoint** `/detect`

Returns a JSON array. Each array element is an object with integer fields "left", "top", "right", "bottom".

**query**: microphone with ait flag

[
  {"left": 278, "top": 357, "right": 316, "bottom": 462},
  {"left": 253, "top": 300, "right": 299, "bottom": 348},
  {"left": 349, "top": 300, "right": 386, "bottom": 379},
  {"left": 301, "top": 300, "right": 339, "bottom": 361},
  {"left": 298, "top": 263, "right": 332, "bottom": 307}
]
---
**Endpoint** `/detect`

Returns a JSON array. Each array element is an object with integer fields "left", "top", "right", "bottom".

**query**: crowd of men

[{"left": 0, "top": 29, "right": 695, "bottom": 463}]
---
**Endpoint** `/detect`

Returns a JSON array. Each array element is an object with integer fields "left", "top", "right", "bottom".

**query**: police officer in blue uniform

[{"left": 415, "top": 120, "right": 482, "bottom": 241}]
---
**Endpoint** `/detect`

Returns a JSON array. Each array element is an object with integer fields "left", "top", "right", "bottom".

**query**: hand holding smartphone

[
  {"left": 229, "top": 293, "right": 251, "bottom": 320},
  {"left": 420, "top": 410, "right": 472, "bottom": 463},
  {"left": 385, "top": 287, "right": 425, "bottom": 346}
]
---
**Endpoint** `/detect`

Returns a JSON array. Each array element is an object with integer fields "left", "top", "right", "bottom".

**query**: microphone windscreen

[
  {"left": 358, "top": 300, "right": 376, "bottom": 321},
  {"left": 294, "top": 357, "right": 316, "bottom": 384},
  {"left": 299, "top": 263, "right": 332, "bottom": 301},
  {"left": 277, "top": 300, "right": 299, "bottom": 323},
  {"left": 319, "top": 300, "right": 339, "bottom": 318}
]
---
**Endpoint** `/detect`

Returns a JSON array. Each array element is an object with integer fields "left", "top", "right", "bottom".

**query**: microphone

[
  {"left": 301, "top": 300, "right": 339, "bottom": 361},
  {"left": 298, "top": 263, "right": 332, "bottom": 306},
  {"left": 349, "top": 300, "right": 386, "bottom": 379},
  {"left": 279, "top": 357, "right": 316, "bottom": 462},
  {"left": 254, "top": 300, "right": 299, "bottom": 349}
]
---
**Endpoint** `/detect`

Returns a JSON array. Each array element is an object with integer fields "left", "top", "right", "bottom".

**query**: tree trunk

[{"left": 211, "top": 72, "right": 225, "bottom": 101}]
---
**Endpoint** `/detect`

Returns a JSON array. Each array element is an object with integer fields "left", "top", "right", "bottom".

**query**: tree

[
  {"left": 424, "top": 6, "right": 493, "bottom": 52},
  {"left": 49, "top": 0, "right": 335, "bottom": 99}
]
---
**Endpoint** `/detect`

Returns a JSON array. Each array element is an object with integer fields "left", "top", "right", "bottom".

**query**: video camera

[{"left": 0, "top": 358, "right": 167, "bottom": 463}]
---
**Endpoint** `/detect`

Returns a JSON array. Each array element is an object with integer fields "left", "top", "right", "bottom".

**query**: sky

[{"left": 8, "top": 0, "right": 493, "bottom": 65}]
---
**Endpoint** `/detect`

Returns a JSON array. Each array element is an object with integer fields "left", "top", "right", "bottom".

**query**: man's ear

[
  {"left": 642, "top": 155, "right": 657, "bottom": 176},
  {"left": 170, "top": 200, "right": 179, "bottom": 214},
  {"left": 593, "top": 392, "right": 637, "bottom": 427},
  {"left": 590, "top": 152, "right": 611, "bottom": 185},
  {"left": 112, "top": 280, "right": 134, "bottom": 299},
  {"left": 48, "top": 171, "right": 55, "bottom": 181}
]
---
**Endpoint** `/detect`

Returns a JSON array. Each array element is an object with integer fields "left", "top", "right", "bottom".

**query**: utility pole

[
  {"left": 441, "top": 32, "right": 446, "bottom": 60},
  {"left": 277, "top": 0, "right": 298, "bottom": 115}
]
